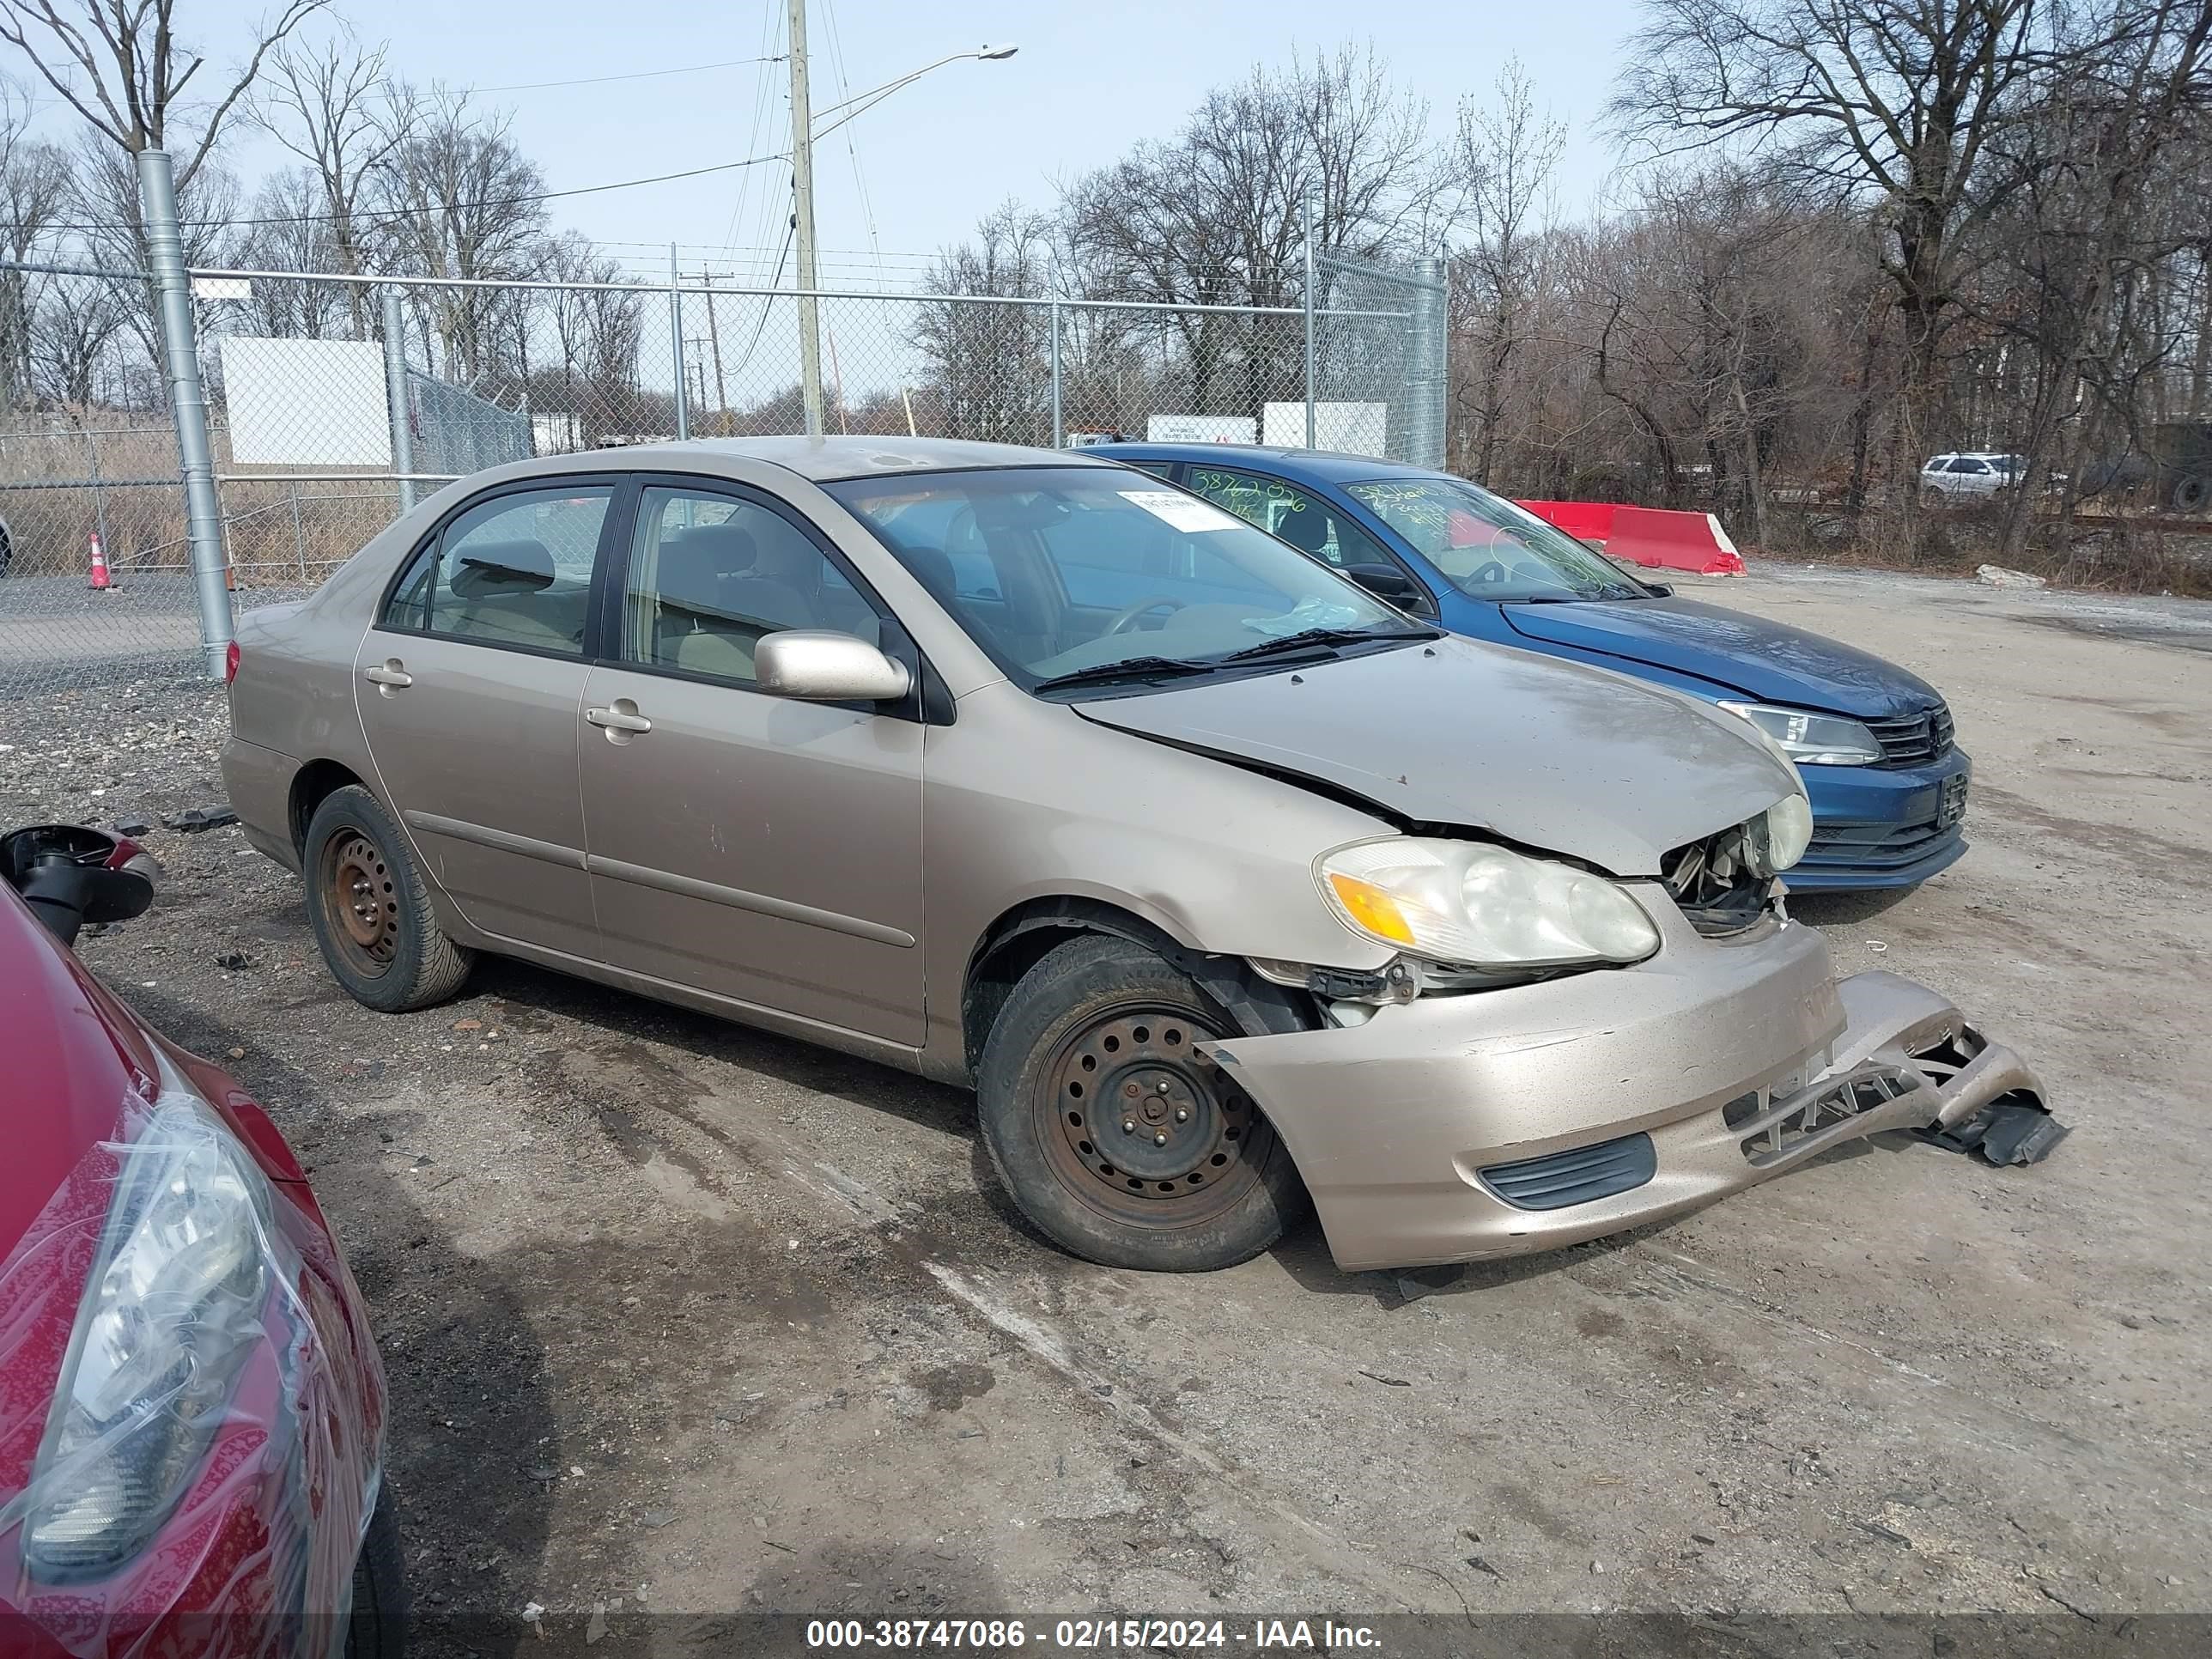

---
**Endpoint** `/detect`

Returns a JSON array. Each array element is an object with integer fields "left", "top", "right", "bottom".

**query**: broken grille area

[
  {"left": 1726, "top": 1069, "right": 1923, "bottom": 1165},
  {"left": 1661, "top": 823, "right": 1773, "bottom": 937}
]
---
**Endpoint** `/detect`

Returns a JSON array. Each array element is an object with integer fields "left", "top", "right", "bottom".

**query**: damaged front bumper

[{"left": 1202, "top": 897, "right": 2061, "bottom": 1273}]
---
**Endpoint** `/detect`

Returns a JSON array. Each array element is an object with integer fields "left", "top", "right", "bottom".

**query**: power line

[
  {"left": 1, "top": 52, "right": 789, "bottom": 115},
  {"left": 2, "top": 149, "right": 793, "bottom": 236}
]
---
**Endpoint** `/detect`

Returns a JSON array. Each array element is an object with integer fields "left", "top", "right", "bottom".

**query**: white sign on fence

[
  {"left": 1146, "top": 414, "right": 1258, "bottom": 445},
  {"left": 1261, "top": 401, "right": 1389, "bottom": 457},
  {"left": 219, "top": 337, "right": 392, "bottom": 467}
]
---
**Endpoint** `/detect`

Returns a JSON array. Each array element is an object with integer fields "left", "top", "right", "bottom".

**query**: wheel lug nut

[
  {"left": 1122, "top": 1121, "right": 1136, "bottom": 1134},
  {"left": 1174, "top": 1109, "right": 1188, "bottom": 1122},
  {"left": 1153, "top": 1133, "right": 1168, "bottom": 1146},
  {"left": 1156, "top": 1080, "right": 1170, "bottom": 1093}
]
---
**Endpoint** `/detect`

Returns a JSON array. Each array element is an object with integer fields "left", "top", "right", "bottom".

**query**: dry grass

[
  {"left": 2, "top": 415, "right": 403, "bottom": 580},
  {"left": 1756, "top": 501, "right": 2212, "bottom": 599}
]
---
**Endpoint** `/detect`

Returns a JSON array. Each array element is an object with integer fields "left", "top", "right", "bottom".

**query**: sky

[{"left": 7, "top": 0, "right": 1650, "bottom": 284}]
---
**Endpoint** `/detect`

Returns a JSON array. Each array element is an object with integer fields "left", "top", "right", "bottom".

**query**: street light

[{"left": 787, "top": 18, "right": 1019, "bottom": 434}]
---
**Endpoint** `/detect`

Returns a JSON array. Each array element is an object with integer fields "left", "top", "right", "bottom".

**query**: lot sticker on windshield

[{"left": 1120, "top": 490, "right": 1243, "bottom": 534}]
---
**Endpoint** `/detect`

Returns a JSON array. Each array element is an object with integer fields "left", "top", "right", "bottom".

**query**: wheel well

[
  {"left": 960, "top": 896, "right": 1313, "bottom": 1078},
  {"left": 289, "top": 759, "right": 366, "bottom": 855}
]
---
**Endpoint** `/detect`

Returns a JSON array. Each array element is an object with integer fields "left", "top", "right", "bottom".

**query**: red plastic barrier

[{"left": 1515, "top": 499, "right": 1747, "bottom": 576}]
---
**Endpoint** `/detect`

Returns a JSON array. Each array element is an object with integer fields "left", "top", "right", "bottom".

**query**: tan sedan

[{"left": 222, "top": 438, "right": 2062, "bottom": 1273}]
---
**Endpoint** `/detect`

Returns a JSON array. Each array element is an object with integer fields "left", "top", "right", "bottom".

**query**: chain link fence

[{"left": 0, "top": 252, "right": 1444, "bottom": 702}]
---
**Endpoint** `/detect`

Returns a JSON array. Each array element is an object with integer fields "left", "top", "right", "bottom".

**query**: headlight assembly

[
  {"left": 1761, "top": 793, "right": 1814, "bottom": 872},
  {"left": 15, "top": 1085, "right": 276, "bottom": 1583},
  {"left": 1718, "top": 701, "right": 1883, "bottom": 766},
  {"left": 1318, "top": 837, "right": 1661, "bottom": 970}
]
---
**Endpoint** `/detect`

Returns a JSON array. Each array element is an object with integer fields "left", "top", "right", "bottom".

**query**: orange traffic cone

[{"left": 88, "top": 530, "right": 113, "bottom": 592}]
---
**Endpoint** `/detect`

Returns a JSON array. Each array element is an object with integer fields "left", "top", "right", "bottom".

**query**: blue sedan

[{"left": 1088, "top": 445, "right": 1970, "bottom": 892}]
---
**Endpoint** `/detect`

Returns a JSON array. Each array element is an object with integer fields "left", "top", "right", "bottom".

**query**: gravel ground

[{"left": 2, "top": 564, "right": 2208, "bottom": 1656}]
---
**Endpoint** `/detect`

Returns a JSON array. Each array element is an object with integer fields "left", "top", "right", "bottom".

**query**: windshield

[
  {"left": 1346, "top": 476, "right": 1648, "bottom": 602},
  {"left": 825, "top": 467, "right": 1429, "bottom": 692}
]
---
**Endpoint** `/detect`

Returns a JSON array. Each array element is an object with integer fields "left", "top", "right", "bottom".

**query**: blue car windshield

[
  {"left": 1346, "top": 477, "right": 1648, "bottom": 602},
  {"left": 826, "top": 467, "right": 1429, "bottom": 691}
]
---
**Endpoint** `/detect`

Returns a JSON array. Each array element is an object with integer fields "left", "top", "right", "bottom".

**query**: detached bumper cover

[{"left": 1203, "top": 900, "right": 2057, "bottom": 1273}]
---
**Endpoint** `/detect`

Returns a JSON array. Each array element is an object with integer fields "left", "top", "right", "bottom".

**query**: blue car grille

[
  {"left": 1478, "top": 1133, "right": 1657, "bottom": 1211},
  {"left": 1864, "top": 702, "right": 1955, "bottom": 768},
  {"left": 1802, "top": 815, "right": 1960, "bottom": 867}
]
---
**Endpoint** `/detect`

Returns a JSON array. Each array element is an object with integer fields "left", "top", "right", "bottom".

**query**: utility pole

[
  {"left": 702, "top": 276, "right": 730, "bottom": 434},
  {"left": 787, "top": 0, "right": 824, "bottom": 436}
]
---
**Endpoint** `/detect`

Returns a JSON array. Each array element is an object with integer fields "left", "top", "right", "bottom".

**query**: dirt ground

[{"left": 2, "top": 563, "right": 2207, "bottom": 1656}]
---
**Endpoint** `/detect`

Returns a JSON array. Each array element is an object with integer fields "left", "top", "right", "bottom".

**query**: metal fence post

[
  {"left": 1049, "top": 298, "right": 1063, "bottom": 449},
  {"left": 669, "top": 246, "right": 690, "bottom": 441},
  {"left": 380, "top": 287, "right": 417, "bottom": 514},
  {"left": 1412, "top": 256, "right": 1448, "bottom": 471},
  {"left": 136, "top": 147, "right": 231, "bottom": 678},
  {"left": 1303, "top": 198, "right": 1318, "bottom": 450},
  {"left": 80, "top": 422, "right": 109, "bottom": 562}
]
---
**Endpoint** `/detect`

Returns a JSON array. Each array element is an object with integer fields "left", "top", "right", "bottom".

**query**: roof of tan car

[{"left": 607, "top": 434, "right": 1117, "bottom": 482}]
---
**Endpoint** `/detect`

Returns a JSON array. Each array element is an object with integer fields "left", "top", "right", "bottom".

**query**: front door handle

[
  {"left": 586, "top": 699, "right": 653, "bottom": 741},
  {"left": 364, "top": 659, "right": 412, "bottom": 695}
]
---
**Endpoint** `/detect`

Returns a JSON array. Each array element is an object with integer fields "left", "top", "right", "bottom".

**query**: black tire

[
  {"left": 2173, "top": 475, "right": 2209, "bottom": 514},
  {"left": 345, "top": 1485, "right": 408, "bottom": 1659},
  {"left": 976, "top": 934, "right": 1309, "bottom": 1272},
  {"left": 304, "top": 784, "right": 473, "bottom": 1012}
]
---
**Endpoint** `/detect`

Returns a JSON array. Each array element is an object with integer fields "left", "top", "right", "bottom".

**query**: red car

[{"left": 0, "top": 825, "right": 403, "bottom": 1657}]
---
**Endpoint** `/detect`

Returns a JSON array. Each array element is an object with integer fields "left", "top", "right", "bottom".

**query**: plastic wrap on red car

[{"left": 0, "top": 1078, "right": 384, "bottom": 1659}]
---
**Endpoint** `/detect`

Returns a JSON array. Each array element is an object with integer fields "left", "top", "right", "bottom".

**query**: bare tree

[
  {"left": 1449, "top": 57, "right": 1565, "bottom": 486},
  {"left": 1065, "top": 43, "right": 1441, "bottom": 422},
  {"left": 536, "top": 230, "right": 645, "bottom": 444},
  {"left": 371, "top": 90, "right": 545, "bottom": 386},
  {"left": 0, "top": 0, "right": 328, "bottom": 185},
  {"left": 251, "top": 27, "right": 413, "bottom": 335},
  {"left": 230, "top": 163, "right": 348, "bottom": 337},
  {"left": 27, "top": 266, "right": 125, "bottom": 405},
  {"left": 1973, "top": 0, "right": 2212, "bottom": 554},
  {"left": 1611, "top": 0, "right": 2057, "bottom": 510},
  {"left": 0, "top": 76, "right": 75, "bottom": 404},
  {"left": 916, "top": 201, "right": 1054, "bottom": 442}
]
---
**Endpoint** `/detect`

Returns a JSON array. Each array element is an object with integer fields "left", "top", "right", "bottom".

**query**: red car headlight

[{"left": 10, "top": 1063, "right": 276, "bottom": 1583}]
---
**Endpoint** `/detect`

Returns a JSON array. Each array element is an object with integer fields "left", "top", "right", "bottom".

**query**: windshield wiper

[
  {"left": 1209, "top": 623, "right": 1435, "bottom": 665},
  {"left": 1032, "top": 655, "right": 1217, "bottom": 693}
]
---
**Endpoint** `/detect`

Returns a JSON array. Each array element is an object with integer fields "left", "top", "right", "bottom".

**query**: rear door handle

[
  {"left": 586, "top": 701, "right": 652, "bottom": 738},
  {"left": 364, "top": 659, "right": 412, "bottom": 693}
]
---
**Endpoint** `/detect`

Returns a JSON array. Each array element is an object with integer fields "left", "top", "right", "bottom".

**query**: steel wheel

[
  {"left": 323, "top": 830, "right": 399, "bottom": 977},
  {"left": 1039, "top": 1004, "right": 1272, "bottom": 1228}
]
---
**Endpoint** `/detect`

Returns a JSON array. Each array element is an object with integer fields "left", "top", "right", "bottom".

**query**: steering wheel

[{"left": 1103, "top": 593, "right": 1187, "bottom": 635}]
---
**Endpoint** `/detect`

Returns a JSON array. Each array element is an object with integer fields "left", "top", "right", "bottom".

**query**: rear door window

[{"left": 380, "top": 487, "right": 611, "bottom": 656}]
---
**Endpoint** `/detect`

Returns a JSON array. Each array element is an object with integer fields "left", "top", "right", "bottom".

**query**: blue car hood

[{"left": 1499, "top": 598, "right": 1939, "bottom": 719}]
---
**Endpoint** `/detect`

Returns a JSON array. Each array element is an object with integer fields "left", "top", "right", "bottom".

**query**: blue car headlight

[{"left": 1718, "top": 701, "right": 1883, "bottom": 766}]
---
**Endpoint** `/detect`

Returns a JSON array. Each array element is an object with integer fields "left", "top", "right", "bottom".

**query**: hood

[
  {"left": 1073, "top": 635, "right": 1800, "bottom": 876},
  {"left": 0, "top": 883, "right": 152, "bottom": 1260},
  {"left": 1500, "top": 598, "right": 1941, "bottom": 720}
]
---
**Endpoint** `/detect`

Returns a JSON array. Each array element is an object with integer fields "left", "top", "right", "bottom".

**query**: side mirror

[
  {"left": 3, "top": 824, "right": 156, "bottom": 947},
  {"left": 1644, "top": 582, "right": 1674, "bottom": 598},
  {"left": 1342, "top": 562, "right": 1428, "bottom": 609},
  {"left": 754, "top": 629, "right": 913, "bottom": 702}
]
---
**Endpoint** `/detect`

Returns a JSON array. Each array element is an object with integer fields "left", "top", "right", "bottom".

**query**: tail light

[{"left": 224, "top": 640, "right": 240, "bottom": 684}]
